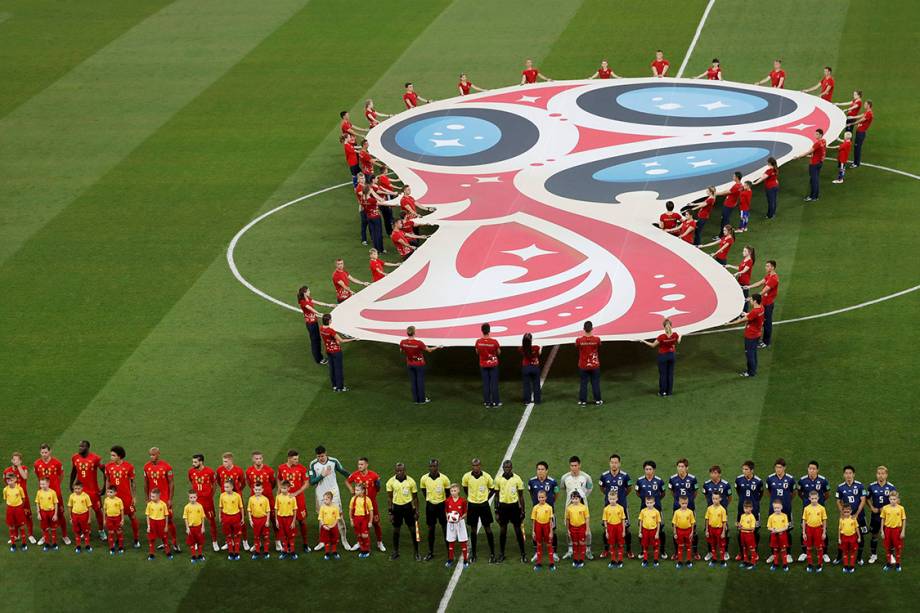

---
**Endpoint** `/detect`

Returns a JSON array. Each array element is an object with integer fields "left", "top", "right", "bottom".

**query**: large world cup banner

[{"left": 335, "top": 78, "right": 845, "bottom": 346}]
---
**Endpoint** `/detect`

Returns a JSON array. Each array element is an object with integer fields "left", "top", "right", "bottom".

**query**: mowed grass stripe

[
  {"left": 0, "top": 0, "right": 310, "bottom": 268},
  {"left": 0, "top": 0, "right": 174, "bottom": 119}
]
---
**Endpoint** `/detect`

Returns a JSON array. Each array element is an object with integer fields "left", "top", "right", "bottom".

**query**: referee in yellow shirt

[
  {"left": 494, "top": 460, "right": 527, "bottom": 563},
  {"left": 419, "top": 459, "right": 450, "bottom": 561},
  {"left": 386, "top": 463, "right": 419, "bottom": 561},
  {"left": 461, "top": 458, "right": 496, "bottom": 563}
]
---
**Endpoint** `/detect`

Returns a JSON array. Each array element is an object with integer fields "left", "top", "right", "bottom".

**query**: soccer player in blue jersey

[
  {"left": 703, "top": 465, "right": 732, "bottom": 561},
  {"left": 834, "top": 465, "right": 868, "bottom": 565},
  {"left": 527, "top": 461, "right": 559, "bottom": 563},
  {"left": 765, "top": 458, "right": 796, "bottom": 565},
  {"left": 866, "top": 465, "right": 896, "bottom": 564},
  {"left": 797, "top": 460, "right": 829, "bottom": 563},
  {"left": 668, "top": 459, "right": 699, "bottom": 560},
  {"left": 734, "top": 460, "right": 764, "bottom": 560},
  {"left": 636, "top": 460, "right": 667, "bottom": 559},
  {"left": 599, "top": 454, "right": 632, "bottom": 559}
]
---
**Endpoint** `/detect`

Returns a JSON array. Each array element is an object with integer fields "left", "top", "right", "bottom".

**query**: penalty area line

[{"left": 436, "top": 345, "right": 559, "bottom": 613}]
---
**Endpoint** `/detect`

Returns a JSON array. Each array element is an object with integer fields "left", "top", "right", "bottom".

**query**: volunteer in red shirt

[
  {"left": 690, "top": 186, "right": 717, "bottom": 245},
  {"left": 672, "top": 210, "right": 697, "bottom": 244},
  {"left": 390, "top": 219, "right": 426, "bottom": 261},
  {"left": 656, "top": 200, "right": 681, "bottom": 231},
  {"left": 589, "top": 59, "right": 620, "bottom": 80},
  {"left": 836, "top": 90, "right": 863, "bottom": 129},
  {"left": 321, "top": 312, "right": 356, "bottom": 392},
  {"left": 726, "top": 246, "right": 755, "bottom": 308},
  {"left": 362, "top": 182, "right": 385, "bottom": 253},
  {"left": 332, "top": 258, "right": 369, "bottom": 303},
  {"left": 339, "top": 111, "right": 365, "bottom": 140},
  {"left": 368, "top": 248, "right": 399, "bottom": 282},
  {"left": 475, "top": 323, "right": 501, "bottom": 407},
  {"left": 694, "top": 58, "right": 722, "bottom": 80},
  {"left": 519, "top": 333, "right": 542, "bottom": 405},
  {"left": 801, "top": 129, "right": 826, "bottom": 202},
  {"left": 297, "top": 286, "right": 333, "bottom": 365},
  {"left": 639, "top": 318, "right": 680, "bottom": 396},
  {"left": 400, "top": 326, "right": 442, "bottom": 404},
  {"left": 458, "top": 73, "right": 487, "bottom": 96},
  {"left": 651, "top": 50, "right": 669, "bottom": 77},
  {"left": 358, "top": 140, "right": 377, "bottom": 181},
  {"left": 341, "top": 134, "right": 360, "bottom": 186},
  {"left": 521, "top": 58, "right": 552, "bottom": 85},
  {"left": 403, "top": 82, "right": 432, "bottom": 110},
  {"left": 70, "top": 440, "right": 105, "bottom": 539},
  {"left": 738, "top": 181, "right": 753, "bottom": 232},
  {"left": 718, "top": 172, "right": 743, "bottom": 232},
  {"left": 802, "top": 66, "right": 835, "bottom": 101},
  {"left": 756, "top": 157, "right": 780, "bottom": 219},
  {"left": 829, "top": 132, "right": 853, "bottom": 184},
  {"left": 575, "top": 321, "right": 603, "bottom": 406},
  {"left": 755, "top": 60, "right": 785, "bottom": 88},
  {"left": 851, "top": 100, "right": 873, "bottom": 167},
  {"left": 364, "top": 99, "right": 391, "bottom": 129},
  {"left": 728, "top": 294, "right": 765, "bottom": 377},
  {"left": 700, "top": 225, "right": 734, "bottom": 266},
  {"left": 745, "top": 260, "right": 779, "bottom": 348}
]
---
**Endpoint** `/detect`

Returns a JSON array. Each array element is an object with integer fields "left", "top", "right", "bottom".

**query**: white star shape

[
  {"left": 689, "top": 159, "right": 716, "bottom": 168},
  {"left": 517, "top": 95, "right": 541, "bottom": 103},
  {"left": 642, "top": 161, "right": 661, "bottom": 167},
  {"left": 501, "top": 243, "right": 555, "bottom": 261},
  {"left": 790, "top": 123, "right": 813, "bottom": 131},
  {"left": 656, "top": 102, "right": 682, "bottom": 110},
  {"left": 699, "top": 100, "right": 730, "bottom": 111},
  {"left": 651, "top": 307, "right": 688, "bottom": 318},
  {"left": 429, "top": 138, "right": 463, "bottom": 148},
  {"left": 474, "top": 176, "right": 502, "bottom": 183}
]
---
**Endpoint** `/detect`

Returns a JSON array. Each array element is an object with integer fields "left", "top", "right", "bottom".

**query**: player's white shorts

[{"left": 446, "top": 520, "right": 468, "bottom": 542}]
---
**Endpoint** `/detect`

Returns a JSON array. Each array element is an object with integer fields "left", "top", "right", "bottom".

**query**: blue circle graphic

[
  {"left": 393, "top": 116, "right": 501, "bottom": 157},
  {"left": 616, "top": 86, "right": 768, "bottom": 118},
  {"left": 592, "top": 147, "right": 771, "bottom": 183}
]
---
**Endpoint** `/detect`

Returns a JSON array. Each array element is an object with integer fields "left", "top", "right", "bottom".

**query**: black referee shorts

[
  {"left": 466, "top": 501, "right": 493, "bottom": 527},
  {"left": 390, "top": 503, "right": 415, "bottom": 528},
  {"left": 426, "top": 501, "right": 446, "bottom": 526},
  {"left": 497, "top": 502, "right": 522, "bottom": 526}
]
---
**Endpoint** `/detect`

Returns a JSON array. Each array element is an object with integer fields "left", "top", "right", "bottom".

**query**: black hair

[
  {"left": 340, "top": 111, "right": 348, "bottom": 119},
  {"left": 536, "top": 461, "right": 548, "bottom": 469},
  {"left": 322, "top": 313, "right": 331, "bottom": 326},
  {"left": 665, "top": 201, "right": 674, "bottom": 211},
  {"left": 643, "top": 460, "right": 656, "bottom": 469},
  {"left": 315, "top": 446, "right": 326, "bottom": 455},
  {"left": 522, "top": 332, "right": 533, "bottom": 356},
  {"left": 297, "top": 286, "right": 309, "bottom": 301},
  {"left": 481, "top": 322, "right": 490, "bottom": 334},
  {"left": 110, "top": 445, "right": 126, "bottom": 459},
  {"left": 569, "top": 456, "right": 581, "bottom": 464}
]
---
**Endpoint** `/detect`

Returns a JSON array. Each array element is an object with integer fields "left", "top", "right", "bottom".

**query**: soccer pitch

[{"left": 1, "top": 0, "right": 918, "bottom": 610}]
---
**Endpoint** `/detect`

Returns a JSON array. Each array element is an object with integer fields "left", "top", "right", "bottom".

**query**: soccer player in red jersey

[
  {"left": 143, "top": 447, "right": 179, "bottom": 552},
  {"left": 726, "top": 245, "right": 755, "bottom": 307},
  {"left": 829, "top": 131, "right": 853, "bottom": 184},
  {"left": 519, "top": 333, "right": 541, "bottom": 405},
  {"left": 332, "top": 258, "right": 369, "bottom": 303},
  {"left": 105, "top": 445, "right": 141, "bottom": 548},
  {"left": 639, "top": 318, "right": 680, "bottom": 396},
  {"left": 346, "top": 457, "right": 385, "bottom": 551},
  {"left": 363, "top": 98, "right": 391, "bottom": 128},
  {"left": 656, "top": 200, "right": 681, "bottom": 231},
  {"left": 188, "top": 453, "right": 219, "bottom": 551},
  {"left": 755, "top": 157, "right": 780, "bottom": 219},
  {"left": 33, "top": 444, "right": 69, "bottom": 544},
  {"left": 278, "top": 450, "right": 311, "bottom": 551},
  {"left": 475, "top": 322, "right": 502, "bottom": 407},
  {"left": 850, "top": 100, "right": 873, "bottom": 167},
  {"left": 727, "top": 293, "right": 765, "bottom": 377},
  {"left": 403, "top": 82, "right": 432, "bottom": 109},
  {"left": 321, "top": 312, "right": 357, "bottom": 392},
  {"left": 216, "top": 452, "right": 246, "bottom": 550},
  {"left": 390, "top": 218, "right": 426, "bottom": 261},
  {"left": 458, "top": 73, "right": 487, "bottom": 96},
  {"left": 400, "top": 325, "right": 442, "bottom": 403},
  {"left": 802, "top": 66, "right": 835, "bottom": 101},
  {"left": 800, "top": 128, "right": 826, "bottom": 202},
  {"left": 71, "top": 440, "right": 105, "bottom": 539},
  {"left": 588, "top": 59, "right": 620, "bottom": 80},
  {"left": 836, "top": 90, "right": 863, "bottom": 130},
  {"left": 576, "top": 320, "right": 603, "bottom": 405},
  {"left": 297, "top": 285, "right": 333, "bottom": 365},
  {"left": 694, "top": 58, "right": 723, "bottom": 80},
  {"left": 520, "top": 58, "right": 552, "bottom": 84},
  {"left": 755, "top": 60, "right": 785, "bottom": 88},
  {"left": 4, "top": 452, "right": 35, "bottom": 543},
  {"left": 745, "top": 259, "right": 779, "bottom": 349},
  {"left": 368, "top": 248, "right": 399, "bottom": 282},
  {"left": 700, "top": 225, "right": 735, "bottom": 266},
  {"left": 737, "top": 181, "right": 753, "bottom": 232},
  {"left": 651, "top": 50, "right": 669, "bottom": 78},
  {"left": 339, "top": 110, "right": 366, "bottom": 139},
  {"left": 341, "top": 133, "right": 360, "bottom": 186},
  {"left": 246, "top": 451, "right": 277, "bottom": 550},
  {"left": 689, "top": 186, "right": 717, "bottom": 245}
]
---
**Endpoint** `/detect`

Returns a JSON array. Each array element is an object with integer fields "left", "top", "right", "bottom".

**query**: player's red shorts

[
  {"left": 199, "top": 496, "right": 215, "bottom": 520},
  {"left": 116, "top": 494, "right": 136, "bottom": 516},
  {"left": 84, "top": 489, "right": 102, "bottom": 510},
  {"left": 220, "top": 512, "right": 242, "bottom": 535},
  {"left": 295, "top": 494, "right": 307, "bottom": 521},
  {"left": 72, "top": 511, "right": 90, "bottom": 534},
  {"left": 640, "top": 526, "right": 658, "bottom": 547},
  {"left": 883, "top": 526, "right": 903, "bottom": 548},
  {"left": 5, "top": 505, "right": 26, "bottom": 527},
  {"left": 147, "top": 517, "right": 166, "bottom": 539},
  {"left": 605, "top": 523, "right": 624, "bottom": 545},
  {"left": 105, "top": 515, "right": 123, "bottom": 533},
  {"left": 39, "top": 508, "right": 57, "bottom": 530},
  {"left": 804, "top": 525, "right": 823, "bottom": 546},
  {"left": 187, "top": 524, "right": 204, "bottom": 548},
  {"left": 769, "top": 530, "right": 789, "bottom": 548}
]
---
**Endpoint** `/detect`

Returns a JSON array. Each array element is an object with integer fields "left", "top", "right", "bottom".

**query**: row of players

[{"left": 2, "top": 445, "right": 906, "bottom": 571}]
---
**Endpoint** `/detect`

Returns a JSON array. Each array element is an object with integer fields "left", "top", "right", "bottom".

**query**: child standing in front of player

[
  {"left": 349, "top": 483, "right": 374, "bottom": 558},
  {"left": 638, "top": 496, "right": 662, "bottom": 567},
  {"left": 247, "top": 483, "right": 270, "bottom": 560},
  {"left": 218, "top": 479, "right": 243, "bottom": 561},
  {"left": 672, "top": 496, "right": 696, "bottom": 568},
  {"left": 275, "top": 481, "right": 298, "bottom": 560},
  {"left": 738, "top": 500, "right": 757, "bottom": 569},
  {"left": 602, "top": 489, "right": 626, "bottom": 568},
  {"left": 838, "top": 504, "right": 859, "bottom": 573},
  {"left": 881, "top": 491, "right": 906, "bottom": 572},
  {"left": 145, "top": 488, "right": 171, "bottom": 560},
  {"left": 446, "top": 484, "right": 470, "bottom": 568},
  {"left": 705, "top": 492, "right": 728, "bottom": 568},
  {"left": 319, "top": 491, "right": 341, "bottom": 560},
  {"left": 103, "top": 486, "right": 124, "bottom": 555},
  {"left": 35, "top": 477, "right": 60, "bottom": 551},
  {"left": 766, "top": 500, "right": 790, "bottom": 572},
  {"left": 802, "top": 490, "right": 828, "bottom": 573},
  {"left": 4, "top": 473, "right": 28, "bottom": 552},
  {"left": 532, "top": 489, "right": 554, "bottom": 571},
  {"left": 183, "top": 490, "right": 206, "bottom": 563},
  {"left": 69, "top": 481, "right": 92, "bottom": 553},
  {"left": 565, "top": 491, "right": 589, "bottom": 568}
]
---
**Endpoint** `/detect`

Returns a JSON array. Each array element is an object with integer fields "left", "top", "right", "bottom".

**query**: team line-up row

[{"left": 2, "top": 445, "right": 906, "bottom": 572}]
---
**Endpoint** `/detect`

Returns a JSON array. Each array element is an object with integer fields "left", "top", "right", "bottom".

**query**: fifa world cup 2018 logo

[{"left": 335, "top": 79, "right": 844, "bottom": 346}]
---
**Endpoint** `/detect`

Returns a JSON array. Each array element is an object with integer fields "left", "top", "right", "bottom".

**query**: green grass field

[{"left": 1, "top": 0, "right": 918, "bottom": 610}]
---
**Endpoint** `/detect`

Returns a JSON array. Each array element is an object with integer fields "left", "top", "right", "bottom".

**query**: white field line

[
  {"left": 675, "top": 0, "right": 716, "bottom": 78},
  {"left": 435, "top": 345, "right": 559, "bottom": 613}
]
